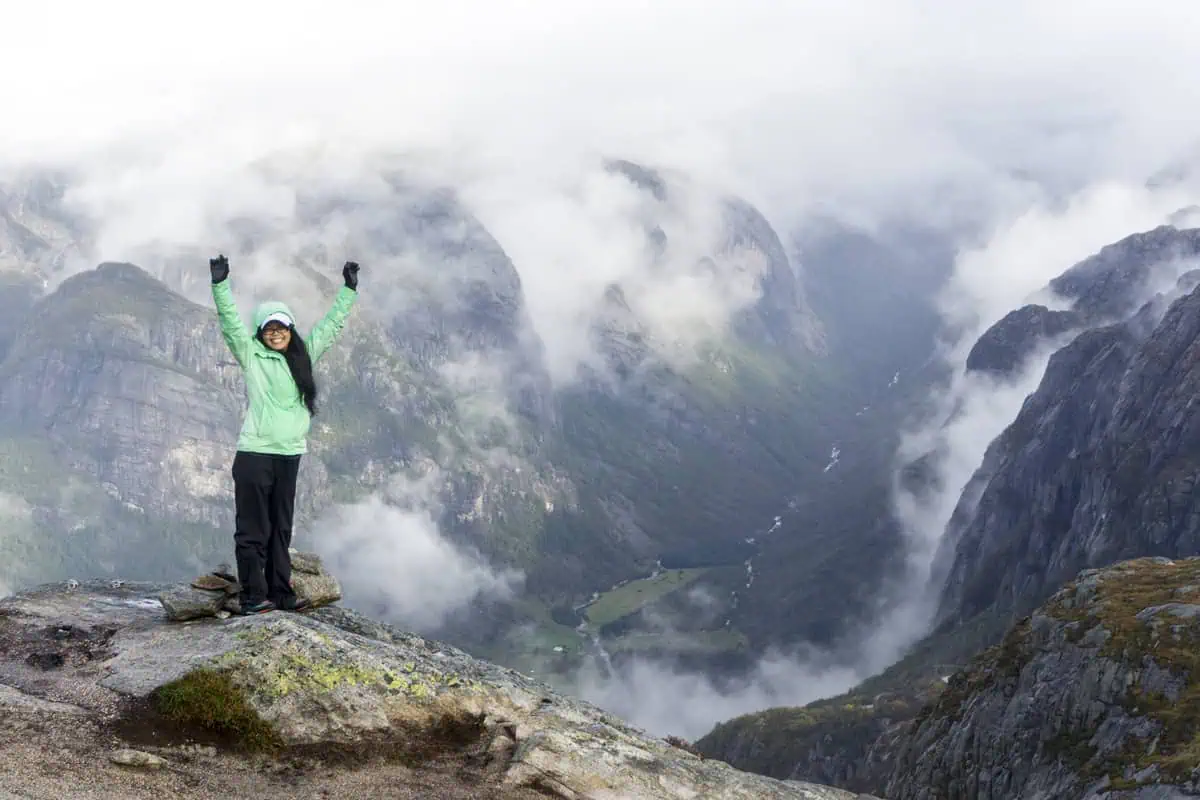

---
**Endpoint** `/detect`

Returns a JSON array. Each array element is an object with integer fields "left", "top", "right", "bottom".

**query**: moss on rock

[
  {"left": 151, "top": 667, "right": 283, "bottom": 752},
  {"left": 1046, "top": 557, "right": 1200, "bottom": 782}
]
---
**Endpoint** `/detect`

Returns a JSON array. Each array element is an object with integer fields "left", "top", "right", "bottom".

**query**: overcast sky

[
  {"left": 6, "top": 0, "right": 1200, "bottom": 224},
  {"left": 6, "top": 1, "right": 1200, "bottom": 382}
]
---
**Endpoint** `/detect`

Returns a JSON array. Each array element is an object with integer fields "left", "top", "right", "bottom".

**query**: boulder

[{"left": 158, "top": 585, "right": 227, "bottom": 622}]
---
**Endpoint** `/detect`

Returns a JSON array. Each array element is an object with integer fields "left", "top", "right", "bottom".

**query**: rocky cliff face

[
  {"left": 0, "top": 262, "right": 257, "bottom": 528},
  {"left": 933, "top": 226, "right": 1200, "bottom": 631},
  {"left": 0, "top": 573, "right": 862, "bottom": 800},
  {"left": 0, "top": 175, "right": 80, "bottom": 275},
  {"left": 889, "top": 556, "right": 1200, "bottom": 799},
  {"left": 701, "top": 557, "right": 1200, "bottom": 799}
]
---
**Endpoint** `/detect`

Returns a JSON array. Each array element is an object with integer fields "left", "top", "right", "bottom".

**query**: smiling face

[{"left": 260, "top": 320, "right": 292, "bottom": 351}]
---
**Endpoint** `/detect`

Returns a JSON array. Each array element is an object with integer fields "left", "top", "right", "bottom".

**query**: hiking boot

[
  {"left": 272, "top": 596, "right": 312, "bottom": 612},
  {"left": 236, "top": 599, "right": 276, "bottom": 616}
]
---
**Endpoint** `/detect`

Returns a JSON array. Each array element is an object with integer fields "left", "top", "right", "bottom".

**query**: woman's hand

[
  {"left": 342, "top": 261, "right": 359, "bottom": 290},
  {"left": 210, "top": 254, "right": 230, "bottom": 284}
]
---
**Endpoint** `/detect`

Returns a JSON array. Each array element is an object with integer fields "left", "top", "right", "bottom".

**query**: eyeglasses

[{"left": 262, "top": 323, "right": 290, "bottom": 334}]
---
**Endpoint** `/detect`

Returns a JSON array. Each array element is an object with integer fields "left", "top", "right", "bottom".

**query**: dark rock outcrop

[
  {"left": 964, "top": 304, "right": 1082, "bottom": 376},
  {"left": 702, "top": 557, "right": 1200, "bottom": 799},
  {"left": 889, "top": 557, "right": 1200, "bottom": 799},
  {"left": 1048, "top": 226, "right": 1200, "bottom": 321},
  {"left": 934, "top": 244, "right": 1200, "bottom": 631}
]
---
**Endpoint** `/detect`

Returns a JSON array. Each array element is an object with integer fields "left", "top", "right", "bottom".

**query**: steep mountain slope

[
  {"left": 0, "top": 163, "right": 908, "bottom": 679},
  {"left": 695, "top": 223, "right": 1200, "bottom": 792},
  {"left": 704, "top": 556, "right": 1200, "bottom": 798},
  {"left": 889, "top": 556, "right": 1200, "bottom": 799},
  {"left": 932, "top": 226, "right": 1200, "bottom": 633}
]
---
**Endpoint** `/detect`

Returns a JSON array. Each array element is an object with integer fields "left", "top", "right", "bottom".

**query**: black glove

[
  {"left": 209, "top": 254, "right": 229, "bottom": 284},
  {"left": 342, "top": 261, "right": 359, "bottom": 291}
]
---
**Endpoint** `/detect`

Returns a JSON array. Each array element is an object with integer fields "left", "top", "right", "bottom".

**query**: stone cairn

[{"left": 157, "top": 549, "right": 342, "bottom": 621}]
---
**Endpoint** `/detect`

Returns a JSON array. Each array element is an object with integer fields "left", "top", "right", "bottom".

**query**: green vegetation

[
  {"left": 490, "top": 599, "right": 582, "bottom": 665},
  {"left": 583, "top": 569, "right": 709, "bottom": 627},
  {"left": 312, "top": 332, "right": 450, "bottom": 472},
  {"left": 916, "top": 616, "right": 1032, "bottom": 726},
  {"left": 698, "top": 692, "right": 924, "bottom": 783},
  {"left": 152, "top": 668, "right": 283, "bottom": 752},
  {"left": 532, "top": 336, "right": 838, "bottom": 606},
  {"left": 1044, "top": 557, "right": 1200, "bottom": 783}
]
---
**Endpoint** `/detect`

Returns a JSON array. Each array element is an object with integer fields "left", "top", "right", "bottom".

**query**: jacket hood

[{"left": 252, "top": 300, "right": 298, "bottom": 331}]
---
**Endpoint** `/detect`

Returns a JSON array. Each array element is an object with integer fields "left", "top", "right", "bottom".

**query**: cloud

[
  {"left": 937, "top": 182, "right": 1200, "bottom": 351},
  {"left": 308, "top": 474, "right": 522, "bottom": 632},
  {"left": 7, "top": 1, "right": 1200, "bottom": 385},
  {"left": 570, "top": 645, "right": 866, "bottom": 741},
  {"left": 556, "top": 581, "right": 871, "bottom": 739}
]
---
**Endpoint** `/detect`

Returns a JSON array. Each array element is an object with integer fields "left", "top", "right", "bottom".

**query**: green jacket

[{"left": 212, "top": 279, "right": 357, "bottom": 456}]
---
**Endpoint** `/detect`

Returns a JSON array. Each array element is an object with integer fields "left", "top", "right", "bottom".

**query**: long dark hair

[{"left": 258, "top": 326, "right": 318, "bottom": 416}]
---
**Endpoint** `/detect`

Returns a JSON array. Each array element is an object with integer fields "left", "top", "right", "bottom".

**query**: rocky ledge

[
  {"left": 0, "top": 568, "right": 860, "bottom": 799},
  {"left": 887, "top": 556, "right": 1200, "bottom": 800}
]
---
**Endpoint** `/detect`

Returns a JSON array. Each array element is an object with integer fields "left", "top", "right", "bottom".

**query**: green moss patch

[
  {"left": 150, "top": 668, "right": 283, "bottom": 752},
  {"left": 133, "top": 665, "right": 492, "bottom": 768}
]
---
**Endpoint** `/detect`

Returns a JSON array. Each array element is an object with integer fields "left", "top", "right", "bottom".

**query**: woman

[{"left": 209, "top": 253, "right": 360, "bottom": 615}]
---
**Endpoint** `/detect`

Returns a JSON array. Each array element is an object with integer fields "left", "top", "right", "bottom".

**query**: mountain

[
  {"left": 703, "top": 555, "right": 1200, "bottom": 798},
  {"left": 931, "top": 226, "right": 1200, "bottom": 634},
  {"left": 0, "top": 571, "right": 860, "bottom": 799},
  {"left": 694, "top": 223, "right": 1200, "bottom": 793},
  {"left": 888, "top": 555, "right": 1200, "bottom": 799},
  {"left": 0, "top": 163, "right": 933, "bottom": 684}
]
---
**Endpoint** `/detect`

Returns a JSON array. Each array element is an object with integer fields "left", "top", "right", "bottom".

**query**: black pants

[{"left": 232, "top": 450, "right": 302, "bottom": 605}]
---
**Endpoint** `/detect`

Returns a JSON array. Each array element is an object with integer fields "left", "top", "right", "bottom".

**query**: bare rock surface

[{"left": 0, "top": 578, "right": 855, "bottom": 799}]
